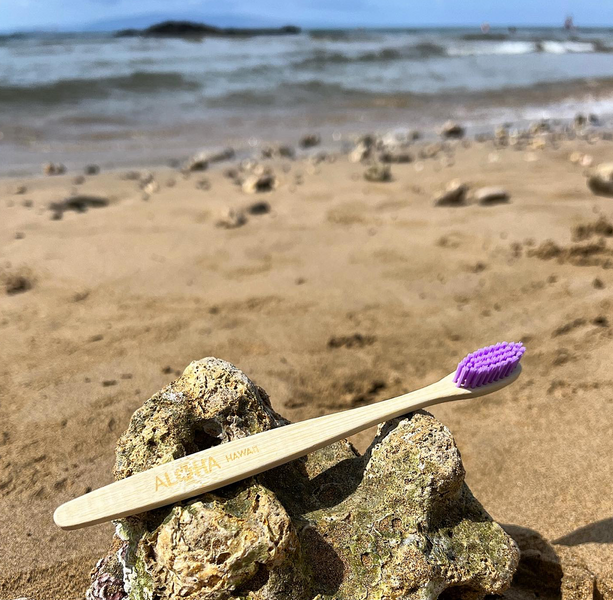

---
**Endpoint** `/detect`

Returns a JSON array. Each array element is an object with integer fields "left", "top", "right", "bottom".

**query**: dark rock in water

[
  {"left": 299, "top": 133, "right": 321, "bottom": 149},
  {"left": 88, "top": 358, "right": 519, "bottom": 600},
  {"left": 116, "top": 20, "right": 301, "bottom": 38},
  {"left": 184, "top": 148, "right": 235, "bottom": 172},
  {"left": 440, "top": 120, "right": 465, "bottom": 139},
  {"left": 85, "top": 164, "right": 100, "bottom": 176},
  {"left": 49, "top": 195, "right": 109, "bottom": 219},
  {"left": 43, "top": 162, "right": 66, "bottom": 176}
]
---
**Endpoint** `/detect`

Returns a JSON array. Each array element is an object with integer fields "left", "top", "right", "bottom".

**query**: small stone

[
  {"left": 475, "top": 186, "right": 510, "bottom": 205},
  {"left": 195, "top": 178, "right": 211, "bottom": 191},
  {"left": 349, "top": 141, "right": 372, "bottom": 163},
  {"left": 14, "top": 232, "right": 24, "bottom": 240},
  {"left": 593, "top": 278, "right": 605, "bottom": 289},
  {"left": 85, "top": 164, "right": 100, "bottom": 175},
  {"left": 434, "top": 179, "right": 468, "bottom": 206},
  {"left": 440, "top": 120, "right": 465, "bottom": 138},
  {"left": 12, "top": 185, "right": 27, "bottom": 195},
  {"left": 588, "top": 163, "right": 613, "bottom": 196},
  {"left": 22, "top": 199, "right": 33, "bottom": 208},
  {"left": 299, "top": 133, "right": 321, "bottom": 148},
  {"left": 378, "top": 148, "right": 413, "bottom": 163},
  {"left": 43, "top": 162, "right": 66, "bottom": 176},
  {"left": 261, "top": 144, "right": 295, "bottom": 159},
  {"left": 241, "top": 173, "right": 277, "bottom": 194},
  {"left": 72, "top": 175, "right": 86, "bottom": 185},
  {"left": 363, "top": 163, "right": 391, "bottom": 182},
  {"left": 184, "top": 148, "right": 234, "bottom": 171},
  {"left": 246, "top": 201, "right": 271, "bottom": 215},
  {"left": 216, "top": 208, "right": 247, "bottom": 229}
]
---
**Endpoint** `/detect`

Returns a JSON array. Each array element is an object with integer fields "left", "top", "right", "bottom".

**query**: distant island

[{"left": 116, "top": 20, "right": 301, "bottom": 38}]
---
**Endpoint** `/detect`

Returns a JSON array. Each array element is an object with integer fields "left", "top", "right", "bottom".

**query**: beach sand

[{"left": 1, "top": 134, "right": 613, "bottom": 598}]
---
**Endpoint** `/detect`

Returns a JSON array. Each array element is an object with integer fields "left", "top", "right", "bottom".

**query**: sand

[{"left": 1, "top": 135, "right": 613, "bottom": 599}]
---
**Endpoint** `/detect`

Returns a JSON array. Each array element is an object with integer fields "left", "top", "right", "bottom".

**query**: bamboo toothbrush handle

[{"left": 53, "top": 366, "right": 520, "bottom": 530}]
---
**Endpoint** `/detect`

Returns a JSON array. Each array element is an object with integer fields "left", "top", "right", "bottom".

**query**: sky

[{"left": 2, "top": 0, "right": 613, "bottom": 32}]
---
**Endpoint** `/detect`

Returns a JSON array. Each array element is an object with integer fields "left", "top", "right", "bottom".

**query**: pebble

[
  {"left": 363, "top": 163, "right": 391, "bottom": 182},
  {"left": 474, "top": 187, "right": 510, "bottom": 205},
  {"left": 434, "top": 179, "right": 468, "bottom": 206},
  {"left": 440, "top": 120, "right": 465, "bottom": 139},
  {"left": 299, "top": 133, "right": 321, "bottom": 149},
  {"left": 216, "top": 208, "right": 247, "bottom": 229},
  {"left": 43, "top": 162, "right": 66, "bottom": 176}
]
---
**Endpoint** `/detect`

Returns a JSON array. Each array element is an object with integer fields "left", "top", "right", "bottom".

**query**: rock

[
  {"left": 246, "top": 201, "right": 271, "bottom": 215},
  {"left": 143, "top": 180, "right": 160, "bottom": 195},
  {"left": 216, "top": 208, "right": 247, "bottom": 229},
  {"left": 195, "top": 178, "right": 211, "bottom": 191},
  {"left": 118, "top": 21, "right": 301, "bottom": 38},
  {"left": 185, "top": 148, "right": 235, "bottom": 171},
  {"left": 378, "top": 147, "right": 413, "bottom": 163},
  {"left": 440, "top": 120, "right": 465, "bottom": 139},
  {"left": 88, "top": 358, "right": 519, "bottom": 600},
  {"left": 261, "top": 144, "right": 295, "bottom": 159},
  {"left": 85, "top": 164, "right": 100, "bottom": 175},
  {"left": 349, "top": 141, "right": 373, "bottom": 163},
  {"left": 474, "top": 186, "right": 510, "bottom": 205},
  {"left": 73, "top": 175, "right": 86, "bottom": 185},
  {"left": 11, "top": 184, "right": 27, "bottom": 195},
  {"left": 588, "top": 163, "right": 613, "bottom": 196},
  {"left": 241, "top": 173, "right": 278, "bottom": 194},
  {"left": 299, "top": 133, "right": 321, "bottom": 149},
  {"left": 49, "top": 195, "right": 109, "bottom": 219},
  {"left": 1, "top": 267, "right": 33, "bottom": 296},
  {"left": 574, "top": 113, "right": 587, "bottom": 128},
  {"left": 434, "top": 179, "right": 468, "bottom": 206},
  {"left": 43, "top": 162, "right": 66, "bottom": 176},
  {"left": 363, "top": 163, "right": 391, "bottom": 182}
]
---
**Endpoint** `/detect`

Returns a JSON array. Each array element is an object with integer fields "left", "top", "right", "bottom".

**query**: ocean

[{"left": 2, "top": 26, "right": 613, "bottom": 175}]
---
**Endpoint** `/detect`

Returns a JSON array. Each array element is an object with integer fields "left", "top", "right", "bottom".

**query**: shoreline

[{"left": 1, "top": 106, "right": 612, "bottom": 179}]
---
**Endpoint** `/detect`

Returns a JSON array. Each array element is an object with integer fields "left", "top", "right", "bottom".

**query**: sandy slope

[{"left": 1, "top": 138, "right": 612, "bottom": 599}]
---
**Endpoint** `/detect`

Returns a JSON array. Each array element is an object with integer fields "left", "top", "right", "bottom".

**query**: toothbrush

[{"left": 54, "top": 342, "right": 525, "bottom": 530}]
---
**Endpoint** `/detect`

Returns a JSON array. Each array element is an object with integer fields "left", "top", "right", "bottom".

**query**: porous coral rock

[{"left": 89, "top": 358, "right": 519, "bottom": 600}]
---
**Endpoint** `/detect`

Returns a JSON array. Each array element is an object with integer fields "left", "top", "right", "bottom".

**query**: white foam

[
  {"left": 540, "top": 41, "right": 594, "bottom": 54},
  {"left": 447, "top": 41, "right": 536, "bottom": 57}
]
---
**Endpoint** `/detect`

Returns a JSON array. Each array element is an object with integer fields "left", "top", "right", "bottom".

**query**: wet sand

[{"left": 1, "top": 134, "right": 613, "bottom": 598}]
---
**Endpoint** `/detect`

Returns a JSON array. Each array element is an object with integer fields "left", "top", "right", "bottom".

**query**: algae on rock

[{"left": 87, "top": 357, "right": 519, "bottom": 600}]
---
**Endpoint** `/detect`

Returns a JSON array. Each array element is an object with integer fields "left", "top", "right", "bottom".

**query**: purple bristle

[{"left": 454, "top": 342, "right": 525, "bottom": 389}]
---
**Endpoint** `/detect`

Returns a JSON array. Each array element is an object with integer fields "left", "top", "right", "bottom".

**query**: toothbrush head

[{"left": 454, "top": 342, "right": 525, "bottom": 389}]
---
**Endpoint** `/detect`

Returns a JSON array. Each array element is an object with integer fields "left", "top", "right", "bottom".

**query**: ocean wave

[
  {"left": 297, "top": 38, "right": 602, "bottom": 66},
  {"left": 293, "top": 43, "right": 447, "bottom": 68},
  {"left": 0, "top": 71, "right": 200, "bottom": 105}
]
